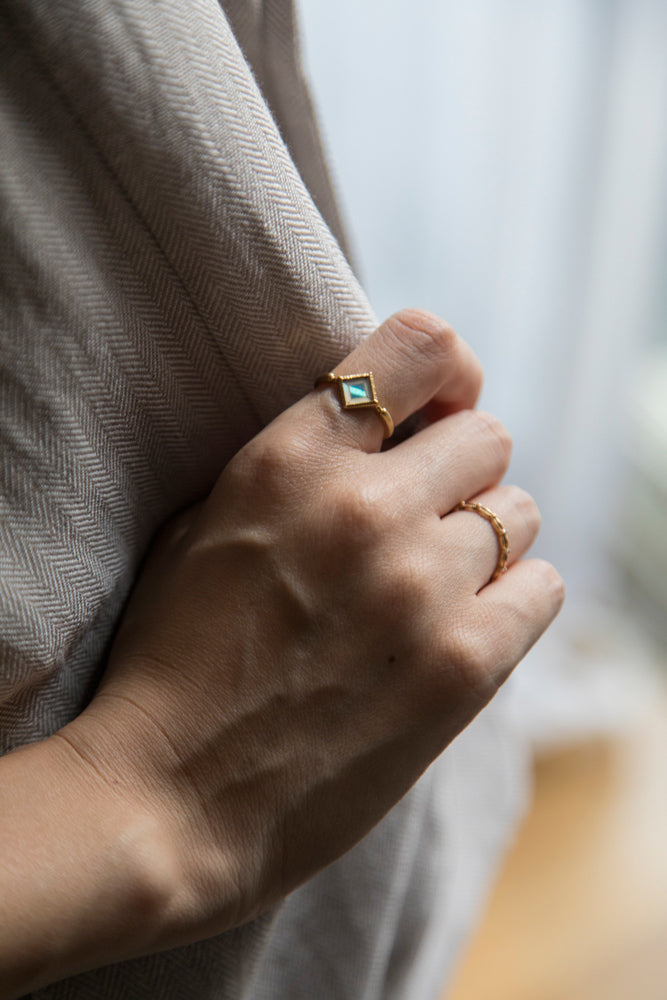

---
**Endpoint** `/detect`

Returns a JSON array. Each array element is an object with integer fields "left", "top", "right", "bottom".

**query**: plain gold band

[
  {"left": 454, "top": 500, "right": 510, "bottom": 582},
  {"left": 315, "top": 371, "right": 394, "bottom": 439}
]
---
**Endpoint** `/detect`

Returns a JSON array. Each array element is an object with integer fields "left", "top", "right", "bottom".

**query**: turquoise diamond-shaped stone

[{"left": 342, "top": 376, "right": 373, "bottom": 406}]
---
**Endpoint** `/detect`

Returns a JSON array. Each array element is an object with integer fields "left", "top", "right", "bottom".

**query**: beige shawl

[{"left": 0, "top": 2, "right": 528, "bottom": 996}]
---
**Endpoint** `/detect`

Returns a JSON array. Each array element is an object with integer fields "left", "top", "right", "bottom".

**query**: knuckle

[
  {"left": 384, "top": 309, "right": 458, "bottom": 365},
  {"left": 501, "top": 484, "right": 542, "bottom": 532},
  {"left": 471, "top": 410, "right": 513, "bottom": 466},
  {"left": 327, "top": 481, "right": 393, "bottom": 546},
  {"left": 536, "top": 559, "right": 566, "bottom": 602},
  {"left": 445, "top": 623, "right": 500, "bottom": 705},
  {"left": 453, "top": 629, "right": 492, "bottom": 678},
  {"left": 228, "top": 429, "right": 304, "bottom": 498}
]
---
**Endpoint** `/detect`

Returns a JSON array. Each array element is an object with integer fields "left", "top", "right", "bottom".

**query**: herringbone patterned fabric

[{"left": 0, "top": 2, "right": 528, "bottom": 996}]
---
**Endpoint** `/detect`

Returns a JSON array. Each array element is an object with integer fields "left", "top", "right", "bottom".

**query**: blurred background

[{"left": 299, "top": 2, "right": 667, "bottom": 998}]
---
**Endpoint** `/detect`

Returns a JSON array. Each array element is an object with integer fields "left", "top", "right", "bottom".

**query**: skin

[{"left": 0, "top": 309, "right": 564, "bottom": 996}]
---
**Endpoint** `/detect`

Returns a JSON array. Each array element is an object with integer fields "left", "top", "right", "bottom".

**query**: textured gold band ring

[
  {"left": 454, "top": 500, "right": 510, "bottom": 582},
  {"left": 315, "top": 371, "right": 394, "bottom": 439}
]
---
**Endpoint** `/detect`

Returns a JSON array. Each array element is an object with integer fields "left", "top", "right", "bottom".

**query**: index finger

[{"left": 311, "top": 309, "right": 483, "bottom": 452}]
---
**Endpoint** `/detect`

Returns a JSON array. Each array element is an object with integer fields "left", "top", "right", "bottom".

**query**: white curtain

[{"left": 300, "top": 0, "right": 667, "bottom": 742}]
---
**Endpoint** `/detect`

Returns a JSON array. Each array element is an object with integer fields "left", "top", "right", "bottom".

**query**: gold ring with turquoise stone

[{"left": 315, "top": 371, "right": 394, "bottom": 439}]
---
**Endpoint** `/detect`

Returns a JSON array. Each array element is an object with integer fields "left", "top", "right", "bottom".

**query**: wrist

[
  {"left": 0, "top": 730, "right": 184, "bottom": 996},
  {"left": 59, "top": 696, "right": 251, "bottom": 945}
]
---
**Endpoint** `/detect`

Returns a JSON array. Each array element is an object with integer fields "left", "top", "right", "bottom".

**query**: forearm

[{"left": 0, "top": 734, "right": 179, "bottom": 997}]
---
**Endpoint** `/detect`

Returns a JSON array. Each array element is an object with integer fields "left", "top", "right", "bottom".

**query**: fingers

[
  {"left": 384, "top": 408, "right": 513, "bottom": 514},
  {"left": 310, "top": 309, "right": 483, "bottom": 452},
  {"left": 455, "top": 559, "right": 565, "bottom": 699},
  {"left": 441, "top": 485, "right": 541, "bottom": 592}
]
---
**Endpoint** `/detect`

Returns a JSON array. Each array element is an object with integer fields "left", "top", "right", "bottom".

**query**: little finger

[{"left": 459, "top": 558, "right": 565, "bottom": 698}]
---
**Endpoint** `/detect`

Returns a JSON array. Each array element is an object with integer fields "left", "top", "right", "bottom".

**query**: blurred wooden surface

[{"left": 446, "top": 699, "right": 667, "bottom": 1000}]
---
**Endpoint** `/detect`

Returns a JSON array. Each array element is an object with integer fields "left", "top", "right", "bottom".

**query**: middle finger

[{"left": 381, "top": 408, "right": 513, "bottom": 516}]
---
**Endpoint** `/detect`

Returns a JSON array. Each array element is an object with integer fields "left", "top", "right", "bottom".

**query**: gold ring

[
  {"left": 315, "top": 371, "right": 394, "bottom": 439},
  {"left": 454, "top": 500, "right": 510, "bottom": 582}
]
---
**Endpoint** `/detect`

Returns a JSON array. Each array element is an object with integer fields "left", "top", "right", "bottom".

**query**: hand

[{"left": 59, "top": 308, "right": 564, "bottom": 953}]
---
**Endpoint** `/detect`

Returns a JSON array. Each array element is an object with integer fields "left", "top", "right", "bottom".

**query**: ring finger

[{"left": 440, "top": 485, "right": 542, "bottom": 592}]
